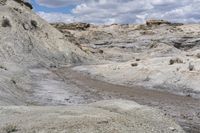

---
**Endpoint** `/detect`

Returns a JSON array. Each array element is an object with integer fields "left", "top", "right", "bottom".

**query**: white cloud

[
  {"left": 37, "top": 12, "right": 75, "bottom": 23},
  {"left": 36, "top": 0, "right": 200, "bottom": 24},
  {"left": 36, "top": 0, "right": 81, "bottom": 7}
]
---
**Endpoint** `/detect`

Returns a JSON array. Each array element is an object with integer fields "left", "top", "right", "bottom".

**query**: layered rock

[{"left": 54, "top": 21, "right": 200, "bottom": 98}]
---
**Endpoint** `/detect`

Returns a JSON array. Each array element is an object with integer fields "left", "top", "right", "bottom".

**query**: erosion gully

[{"left": 53, "top": 67, "right": 200, "bottom": 133}]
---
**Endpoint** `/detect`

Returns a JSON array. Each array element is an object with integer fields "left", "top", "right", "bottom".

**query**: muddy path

[{"left": 54, "top": 67, "right": 200, "bottom": 133}]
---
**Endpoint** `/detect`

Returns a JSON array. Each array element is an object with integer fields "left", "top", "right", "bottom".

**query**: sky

[{"left": 30, "top": 0, "right": 200, "bottom": 24}]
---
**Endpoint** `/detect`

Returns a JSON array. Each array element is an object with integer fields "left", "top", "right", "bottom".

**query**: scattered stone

[
  {"left": 0, "top": 65, "right": 7, "bottom": 70},
  {"left": 50, "top": 64, "right": 57, "bottom": 68},
  {"left": 169, "top": 58, "right": 183, "bottom": 65},
  {"left": 97, "top": 120, "right": 109, "bottom": 124},
  {"left": 11, "top": 79, "right": 16, "bottom": 84},
  {"left": 131, "top": 63, "right": 138, "bottom": 67},
  {"left": 188, "top": 63, "right": 195, "bottom": 71},
  {"left": 169, "top": 127, "right": 176, "bottom": 132},
  {"left": 196, "top": 53, "right": 200, "bottom": 58},
  {"left": 136, "top": 58, "right": 141, "bottom": 61},
  {"left": 197, "top": 112, "right": 200, "bottom": 118}
]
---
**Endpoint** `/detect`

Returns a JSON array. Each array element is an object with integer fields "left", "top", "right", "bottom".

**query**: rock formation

[{"left": 54, "top": 21, "right": 200, "bottom": 98}]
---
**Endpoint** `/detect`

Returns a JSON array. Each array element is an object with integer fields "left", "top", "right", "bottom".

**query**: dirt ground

[{"left": 54, "top": 67, "right": 200, "bottom": 133}]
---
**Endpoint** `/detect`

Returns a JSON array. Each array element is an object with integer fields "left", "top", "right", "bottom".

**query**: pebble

[{"left": 169, "top": 127, "right": 176, "bottom": 131}]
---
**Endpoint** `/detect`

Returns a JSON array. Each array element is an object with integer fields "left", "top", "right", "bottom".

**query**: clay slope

[
  {"left": 0, "top": 0, "right": 91, "bottom": 105},
  {"left": 0, "top": 0, "right": 89, "bottom": 66}
]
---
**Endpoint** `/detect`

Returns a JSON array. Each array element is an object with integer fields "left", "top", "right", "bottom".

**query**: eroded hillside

[
  {"left": 53, "top": 21, "right": 200, "bottom": 98},
  {"left": 0, "top": 0, "right": 199, "bottom": 133},
  {"left": 52, "top": 21, "right": 200, "bottom": 133}
]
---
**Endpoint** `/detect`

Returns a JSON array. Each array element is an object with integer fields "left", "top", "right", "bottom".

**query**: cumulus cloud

[
  {"left": 37, "top": 12, "right": 75, "bottom": 23},
  {"left": 36, "top": 0, "right": 200, "bottom": 24}
]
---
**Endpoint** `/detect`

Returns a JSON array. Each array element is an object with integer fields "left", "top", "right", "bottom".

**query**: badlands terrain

[{"left": 0, "top": 0, "right": 200, "bottom": 133}]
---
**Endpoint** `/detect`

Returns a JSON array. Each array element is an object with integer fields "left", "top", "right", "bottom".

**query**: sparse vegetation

[
  {"left": 31, "top": 20, "right": 37, "bottom": 28},
  {"left": 98, "top": 49, "right": 104, "bottom": 54},
  {"left": 2, "top": 18, "right": 11, "bottom": 27},
  {"left": 136, "top": 58, "right": 140, "bottom": 61},
  {"left": 50, "top": 64, "right": 57, "bottom": 68},
  {"left": 24, "top": 2, "right": 33, "bottom": 9},
  {"left": 131, "top": 63, "right": 138, "bottom": 67},
  {"left": 169, "top": 58, "right": 183, "bottom": 65},
  {"left": 140, "top": 30, "right": 155, "bottom": 35},
  {"left": 3, "top": 124, "right": 18, "bottom": 133}
]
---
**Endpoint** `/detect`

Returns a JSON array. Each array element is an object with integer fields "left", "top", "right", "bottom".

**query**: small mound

[{"left": 0, "top": 100, "right": 185, "bottom": 133}]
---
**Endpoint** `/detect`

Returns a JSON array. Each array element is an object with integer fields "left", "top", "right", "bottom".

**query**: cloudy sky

[{"left": 30, "top": 0, "right": 200, "bottom": 24}]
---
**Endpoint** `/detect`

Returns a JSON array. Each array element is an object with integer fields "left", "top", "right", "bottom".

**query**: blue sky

[
  {"left": 31, "top": 0, "right": 200, "bottom": 24},
  {"left": 30, "top": 0, "right": 74, "bottom": 13}
]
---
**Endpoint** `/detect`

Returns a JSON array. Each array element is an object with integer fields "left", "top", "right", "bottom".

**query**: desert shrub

[
  {"left": 49, "top": 64, "right": 57, "bottom": 68},
  {"left": 98, "top": 49, "right": 104, "bottom": 54},
  {"left": 140, "top": 30, "right": 155, "bottom": 35},
  {"left": 31, "top": 20, "right": 37, "bottom": 28},
  {"left": 2, "top": 124, "right": 18, "bottom": 133},
  {"left": 1, "top": 18, "right": 11, "bottom": 27},
  {"left": 0, "top": 65, "right": 7, "bottom": 70},
  {"left": 24, "top": 2, "right": 33, "bottom": 9},
  {"left": 136, "top": 58, "right": 140, "bottom": 61},
  {"left": 131, "top": 63, "right": 138, "bottom": 67},
  {"left": 169, "top": 58, "right": 183, "bottom": 65}
]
